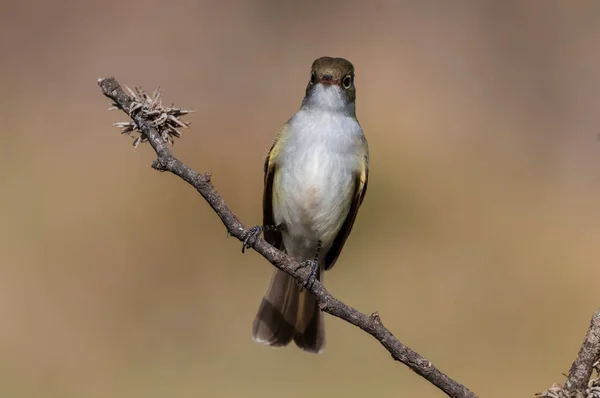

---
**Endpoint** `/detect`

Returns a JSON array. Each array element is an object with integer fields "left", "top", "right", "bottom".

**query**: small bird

[{"left": 249, "top": 56, "right": 369, "bottom": 354}]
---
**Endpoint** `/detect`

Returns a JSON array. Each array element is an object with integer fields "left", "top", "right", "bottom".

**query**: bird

[{"left": 248, "top": 56, "right": 369, "bottom": 354}]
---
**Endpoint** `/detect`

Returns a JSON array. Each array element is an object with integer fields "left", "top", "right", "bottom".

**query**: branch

[
  {"left": 535, "top": 311, "right": 600, "bottom": 398},
  {"left": 97, "top": 77, "right": 600, "bottom": 398},
  {"left": 97, "top": 76, "right": 477, "bottom": 397},
  {"left": 563, "top": 310, "right": 600, "bottom": 396}
]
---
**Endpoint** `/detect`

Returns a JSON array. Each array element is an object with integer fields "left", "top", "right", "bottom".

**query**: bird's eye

[
  {"left": 343, "top": 75, "right": 353, "bottom": 89},
  {"left": 310, "top": 72, "right": 317, "bottom": 85}
]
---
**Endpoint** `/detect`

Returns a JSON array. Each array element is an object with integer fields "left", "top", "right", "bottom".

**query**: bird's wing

[
  {"left": 262, "top": 126, "right": 287, "bottom": 250},
  {"left": 324, "top": 149, "right": 369, "bottom": 270}
]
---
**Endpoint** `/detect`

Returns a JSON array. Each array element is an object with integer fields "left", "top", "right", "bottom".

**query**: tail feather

[
  {"left": 253, "top": 265, "right": 325, "bottom": 354},
  {"left": 293, "top": 290, "right": 325, "bottom": 353},
  {"left": 252, "top": 269, "right": 299, "bottom": 347}
]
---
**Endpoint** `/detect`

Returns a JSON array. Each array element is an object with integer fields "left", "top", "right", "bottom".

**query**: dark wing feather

[
  {"left": 262, "top": 142, "right": 283, "bottom": 250},
  {"left": 324, "top": 156, "right": 369, "bottom": 271}
]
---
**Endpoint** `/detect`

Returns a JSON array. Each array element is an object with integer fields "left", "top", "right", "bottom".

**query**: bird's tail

[
  {"left": 293, "top": 264, "right": 325, "bottom": 353},
  {"left": 252, "top": 265, "right": 325, "bottom": 354}
]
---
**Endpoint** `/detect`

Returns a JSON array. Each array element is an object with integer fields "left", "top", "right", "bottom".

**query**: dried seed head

[{"left": 112, "top": 85, "right": 193, "bottom": 147}]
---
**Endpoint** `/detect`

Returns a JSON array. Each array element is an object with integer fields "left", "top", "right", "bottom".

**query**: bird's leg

[
  {"left": 241, "top": 224, "right": 284, "bottom": 253},
  {"left": 297, "top": 240, "right": 321, "bottom": 290}
]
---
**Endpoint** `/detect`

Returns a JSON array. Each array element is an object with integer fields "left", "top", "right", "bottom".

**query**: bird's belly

[{"left": 273, "top": 152, "right": 353, "bottom": 252}]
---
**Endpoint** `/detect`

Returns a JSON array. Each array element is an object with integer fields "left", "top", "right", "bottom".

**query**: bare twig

[
  {"left": 97, "top": 76, "right": 600, "bottom": 398},
  {"left": 565, "top": 311, "right": 600, "bottom": 395},
  {"left": 536, "top": 311, "right": 600, "bottom": 398}
]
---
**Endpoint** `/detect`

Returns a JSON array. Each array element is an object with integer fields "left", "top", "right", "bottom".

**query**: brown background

[{"left": 1, "top": 1, "right": 600, "bottom": 397}]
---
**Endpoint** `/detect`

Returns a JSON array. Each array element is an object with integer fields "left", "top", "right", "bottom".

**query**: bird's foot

[
  {"left": 242, "top": 226, "right": 263, "bottom": 253},
  {"left": 296, "top": 240, "right": 322, "bottom": 290},
  {"left": 241, "top": 224, "right": 283, "bottom": 253},
  {"left": 296, "top": 259, "right": 319, "bottom": 290}
]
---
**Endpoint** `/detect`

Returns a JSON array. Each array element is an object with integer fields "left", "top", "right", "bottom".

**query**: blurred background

[{"left": 1, "top": 0, "right": 600, "bottom": 397}]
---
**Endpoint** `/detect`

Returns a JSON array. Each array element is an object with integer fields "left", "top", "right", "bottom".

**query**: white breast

[{"left": 273, "top": 107, "right": 363, "bottom": 260}]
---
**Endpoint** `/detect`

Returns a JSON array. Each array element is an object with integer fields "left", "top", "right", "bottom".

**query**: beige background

[{"left": 1, "top": 1, "right": 600, "bottom": 397}]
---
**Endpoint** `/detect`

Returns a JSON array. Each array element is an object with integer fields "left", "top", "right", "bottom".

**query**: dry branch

[
  {"left": 97, "top": 76, "right": 600, "bottom": 398},
  {"left": 562, "top": 310, "right": 600, "bottom": 397}
]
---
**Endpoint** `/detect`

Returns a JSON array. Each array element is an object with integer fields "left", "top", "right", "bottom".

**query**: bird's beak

[{"left": 318, "top": 74, "right": 338, "bottom": 86}]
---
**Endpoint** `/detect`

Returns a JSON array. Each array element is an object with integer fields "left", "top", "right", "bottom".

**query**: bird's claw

[
  {"left": 297, "top": 259, "right": 319, "bottom": 290},
  {"left": 242, "top": 225, "right": 263, "bottom": 253}
]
